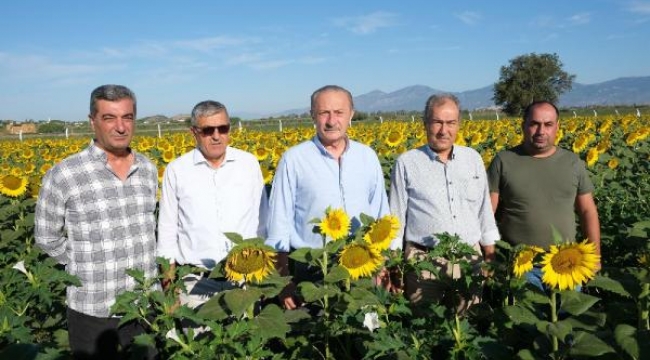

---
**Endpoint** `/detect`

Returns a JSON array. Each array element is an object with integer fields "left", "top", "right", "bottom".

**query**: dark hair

[
  {"left": 191, "top": 100, "right": 229, "bottom": 126},
  {"left": 89, "top": 85, "right": 136, "bottom": 117},
  {"left": 423, "top": 93, "right": 460, "bottom": 122},
  {"left": 523, "top": 100, "right": 559, "bottom": 123},
  {"left": 310, "top": 85, "right": 354, "bottom": 111}
]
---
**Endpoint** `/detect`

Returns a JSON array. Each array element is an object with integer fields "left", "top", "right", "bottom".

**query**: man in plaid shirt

[{"left": 35, "top": 84, "right": 158, "bottom": 359}]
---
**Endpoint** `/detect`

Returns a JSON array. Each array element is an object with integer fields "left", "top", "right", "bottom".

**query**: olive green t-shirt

[{"left": 487, "top": 145, "right": 594, "bottom": 248}]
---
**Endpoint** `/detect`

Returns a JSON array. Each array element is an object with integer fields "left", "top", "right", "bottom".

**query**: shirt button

[{"left": 453, "top": 215, "right": 456, "bottom": 219}]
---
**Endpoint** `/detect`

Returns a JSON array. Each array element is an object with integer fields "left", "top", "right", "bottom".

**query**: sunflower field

[{"left": 1, "top": 114, "right": 649, "bottom": 359}]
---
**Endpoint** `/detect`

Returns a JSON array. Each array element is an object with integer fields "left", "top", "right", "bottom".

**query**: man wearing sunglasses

[
  {"left": 157, "top": 100, "right": 268, "bottom": 308},
  {"left": 265, "top": 85, "right": 390, "bottom": 310}
]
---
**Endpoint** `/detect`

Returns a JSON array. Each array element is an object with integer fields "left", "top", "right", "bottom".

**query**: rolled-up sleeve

[{"left": 265, "top": 156, "right": 295, "bottom": 252}]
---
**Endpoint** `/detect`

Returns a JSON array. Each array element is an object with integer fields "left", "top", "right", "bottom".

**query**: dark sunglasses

[{"left": 194, "top": 124, "right": 231, "bottom": 136}]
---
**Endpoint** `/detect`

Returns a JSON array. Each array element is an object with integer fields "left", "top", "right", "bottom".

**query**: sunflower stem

[
  {"left": 321, "top": 237, "right": 331, "bottom": 359},
  {"left": 550, "top": 290, "right": 558, "bottom": 353},
  {"left": 640, "top": 282, "right": 649, "bottom": 330}
]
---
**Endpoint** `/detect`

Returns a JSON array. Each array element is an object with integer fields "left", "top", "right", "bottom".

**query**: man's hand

[
  {"left": 374, "top": 267, "right": 402, "bottom": 293},
  {"left": 279, "top": 281, "right": 298, "bottom": 310}
]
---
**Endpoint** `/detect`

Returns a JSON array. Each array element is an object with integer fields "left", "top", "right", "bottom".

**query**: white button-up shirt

[{"left": 157, "top": 147, "right": 268, "bottom": 268}]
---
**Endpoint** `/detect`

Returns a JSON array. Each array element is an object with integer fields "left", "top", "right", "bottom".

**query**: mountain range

[{"left": 273, "top": 76, "right": 650, "bottom": 116}]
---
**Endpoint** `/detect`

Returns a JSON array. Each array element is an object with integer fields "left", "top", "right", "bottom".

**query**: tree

[{"left": 493, "top": 53, "right": 575, "bottom": 116}]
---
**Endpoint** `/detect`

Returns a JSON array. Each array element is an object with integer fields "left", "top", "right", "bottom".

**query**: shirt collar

[
  {"left": 192, "top": 146, "right": 236, "bottom": 166},
  {"left": 423, "top": 144, "right": 456, "bottom": 162},
  {"left": 311, "top": 135, "right": 350, "bottom": 158},
  {"left": 88, "top": 139, "right": 135, "bottom": 162}
]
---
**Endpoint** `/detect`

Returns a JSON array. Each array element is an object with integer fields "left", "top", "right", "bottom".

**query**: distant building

[{"left": 6, "top": 122, "right": 37, "bottom": 134}]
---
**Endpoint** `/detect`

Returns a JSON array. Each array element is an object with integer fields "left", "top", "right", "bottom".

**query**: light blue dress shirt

[{"left": 265, "top": 136, "right": 389, "bottom": 251}]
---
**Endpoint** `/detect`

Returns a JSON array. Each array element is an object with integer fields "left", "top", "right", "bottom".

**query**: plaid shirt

[{"left": 35, "top": 141, "right": 158, "bottom": 317}]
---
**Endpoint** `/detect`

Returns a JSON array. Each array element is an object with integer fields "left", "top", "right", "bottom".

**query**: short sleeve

[{"left": 486, "top": 154, "right": 502, "bottom": 193}]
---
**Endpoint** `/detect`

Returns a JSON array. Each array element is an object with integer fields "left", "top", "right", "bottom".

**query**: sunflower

[
  {"left": 385, "top": 131, "right": 404, "bottom": 148},
  {"left": 261, "top": 166, "right": 274, "bottom": 185},
  {"left": 513, "top": 245, "right": 545, "bottom": 278},
  {"left": 161, "top": 149, "right": 175, "bottom": 163},
  {"left": 364, "top": 215, "right": 399, "bottom": 251},
  {"left": 0, "top": 174, "right": 29, "bottom": 197},
  {"left": 224, "top": 242, "right": 276, "bottom": 283},
  {"left": 318, "top": 208, "right": 351, "bottom": 240},
  {"left": 540, "top": 240, "right": 600, "bottom": 291},
  {"left": 586, "top": 147, "right": 599, "bottom": 167},
  {"left": 607, "top": 158, "right": 619, "bottom": 170},
  {"left": 638, "top": 252, "right": 649, "bottom": 269},
  {"left": 157, "top": 166, "right": 165, "bottom": 184},
  {"left": 338, "top": 242, "right": 383, "bottom": 280},
  {"left": 253, "top": 147, "right": 270, "bottom": 161}
]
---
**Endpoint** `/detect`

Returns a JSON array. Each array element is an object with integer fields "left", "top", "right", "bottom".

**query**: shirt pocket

[{"left": 459, "top": 175, "right": 483, "bottom": 202}]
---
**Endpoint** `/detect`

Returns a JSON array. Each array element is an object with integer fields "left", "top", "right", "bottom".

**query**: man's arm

[
  {"left": 275, "top": 252, "right": 298, "bottom": 309},
  {"left": 34, "top": 171, "right": 68, "bottom": 264},
  {"left": 575, "top": 192, "right": 601, "bottom": 256},
  {"left": 490, "top": 192, "right": 499, "bottom": 213},
  {"left": 265, "top": 156, "right": 299, "bottom": 308},
  {"left": 157, "top": 165, "right": 180, "bottom": 286}
]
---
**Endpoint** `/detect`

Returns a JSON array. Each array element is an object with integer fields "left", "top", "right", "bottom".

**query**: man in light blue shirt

[{"left": 266, "top": 85, "right": 389, "bottom": 309}]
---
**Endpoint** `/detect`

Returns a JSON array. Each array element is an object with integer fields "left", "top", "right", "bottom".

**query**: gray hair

[
  {"left": 423, "top": 93, "right": 461, "bottom": 122},
  {"left": 190, "top": 100, "right": 229, "bottom": 126},
  {"left": 310, "top": 85, "right": 354, "bottom": 111},
  {"left": 90, "top": 85, "right": 137, "bottom": 117}
]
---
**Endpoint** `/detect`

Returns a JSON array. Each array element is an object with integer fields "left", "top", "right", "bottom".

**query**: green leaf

[
  {"left": 255, "top": 274, "right": 291, "bottom": 299},
  {"left": 503, "top": 305, "right": 541, "bottom": 325},
  {"left": 324, "top": 265, "right": 349, "bottom": 284},
  {"left": 585, "top": 275, "right": 631, "bottom": 297},
  {"left": 614, "top": 324, "right": 639, "bottom": 359},
  {"left": 559, "top": 291, "right": 599, "bottom": 316},
  {"left": 516, "top": 349, "right": 536, "bottom": 360},
  {"left": 289, "top": 247, "right": 324, "bottom": 265},
  {"left": 298, "top": 282, "right": 339, "bottom": 303},
  {"left": 359, "top": 213, "right": 375, "bottom": 226},
  {"left": 563, "top": 310, "right": 606, "bottom": 331},
  {"left": 197, "top": 292, "right": 229, "bottom": 320},
  {"left": 544, "top": 320, "right": 573, "bottom": 342},
  {"left": 522, "top": 289, "right": 551, "bottom": 304},
  {"left": 324, "top": 238, "right": 346, "bottom": 253},
  {"left": 283, "top": 308, "right": 311, "bottom": 323},
  {"left": 223, "top": 288, "right": 263, "bottom": 317},
  {"left": 569, "top": 331, "right": 615, "bottom": 357},
  {"left": 251, "top": 304, "right": 290, "bottom": 340},
  {"left": 223, "top": 232, "right": 244, "bottom": 244}
]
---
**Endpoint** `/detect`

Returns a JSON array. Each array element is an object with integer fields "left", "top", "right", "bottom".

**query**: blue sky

[{"left": 1, "top": 1, "right": 649, "bottom": 121}]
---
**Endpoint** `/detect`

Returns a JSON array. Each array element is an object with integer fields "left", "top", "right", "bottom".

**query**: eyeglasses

[{"left": 193, "top": 124, "right": 231, "bottom": 136}]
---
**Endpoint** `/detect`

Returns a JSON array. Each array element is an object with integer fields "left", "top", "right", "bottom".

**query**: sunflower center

[
  {"left": 517, "top": 250, "right": 534, "bottom": 264},
  {"left": 341, "top": 246, "right": 371, "bottom": 269},
  {"left": 327, "top": 217, "right": 342, "bottom": 231},
  {"left": 231, "top": 249, "right": 266, "bottom": 274},
  {"left": 550, "top": 248, "right": 582, "bottom": 273},
  {"left": 2, "top": 175, "right": 22, "bottom": 190}
]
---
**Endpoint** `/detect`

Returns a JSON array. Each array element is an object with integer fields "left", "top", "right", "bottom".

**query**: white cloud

[
  {"left": 334, "top": 11, "right": 398, "bottom": 35},
  {"left": 567, "top": 12, "right": 591, "bottom": 25},
  {"left": 250, "top": 59, "right": 294, "bottom": 70},
  {"left": 455, "top": 11, "right": 481, "bottom": 25},
  {"left": 626, "top": 1, "right": 650, "bottom": 14},
  {"left": 0, "top": 53, "right": 123, "bottom": 82},
  {"left": 173, "top": 35, "right": 256, "bottom": 52}
]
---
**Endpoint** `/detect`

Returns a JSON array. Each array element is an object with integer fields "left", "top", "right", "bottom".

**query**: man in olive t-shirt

[{"left": 487, "top": 101, "right": 601, "bottom": 254}]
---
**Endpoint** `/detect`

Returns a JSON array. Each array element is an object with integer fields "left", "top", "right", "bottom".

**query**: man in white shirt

[{"left": 157, "top": 100, "right": 268, "bottom": 308}]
